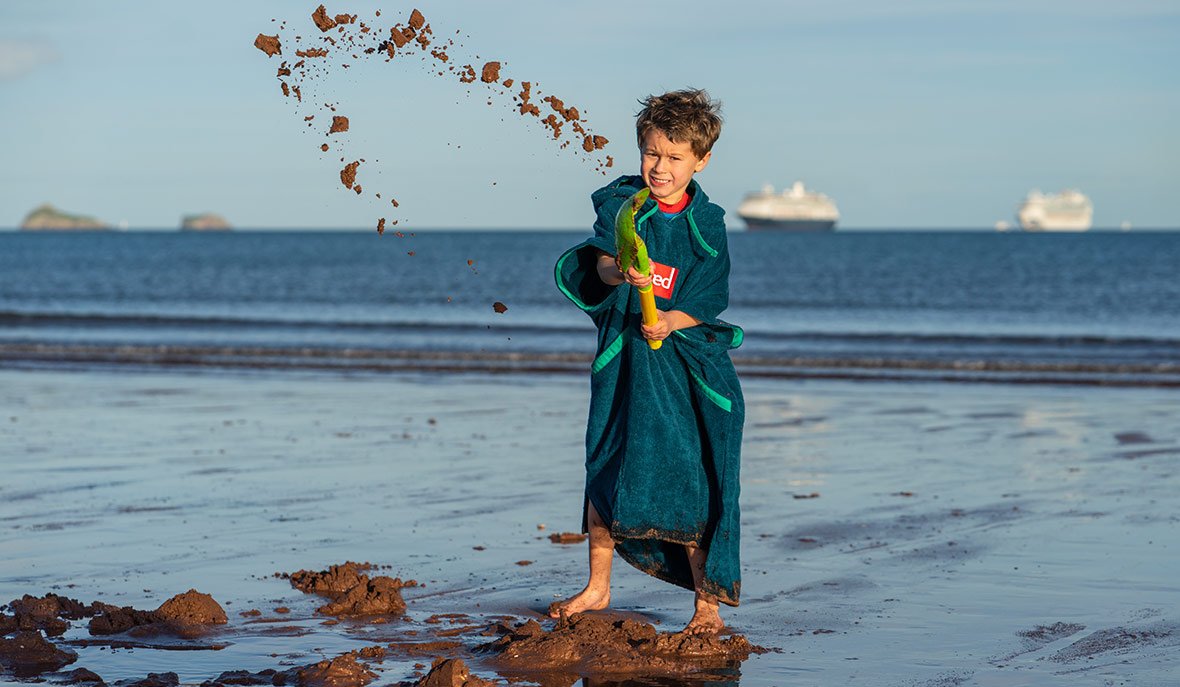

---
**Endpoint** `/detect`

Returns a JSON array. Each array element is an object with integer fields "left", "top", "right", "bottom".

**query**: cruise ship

[
  {"left": 737, "top": 181, "right": 839, "bottom": 231},
  {"left": 1017, "top": 189, "right": 1093, "bottom": 231}
]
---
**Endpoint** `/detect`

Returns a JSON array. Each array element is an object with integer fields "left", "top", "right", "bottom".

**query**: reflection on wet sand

[{"left": 1, "top": 370, "right": 1178, "bottom": 685}]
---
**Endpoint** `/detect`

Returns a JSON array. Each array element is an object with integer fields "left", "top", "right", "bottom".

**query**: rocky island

[
  {"left": 181, "top": 213, "right": 232, "bottom": 231},
  {"left": 20, "top": 204, "right": 110, "bottom": 231}
]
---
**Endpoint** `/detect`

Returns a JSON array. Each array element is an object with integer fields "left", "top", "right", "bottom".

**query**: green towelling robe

[{"left": 554, "top": 175, "right": 745, "bottom": 606}]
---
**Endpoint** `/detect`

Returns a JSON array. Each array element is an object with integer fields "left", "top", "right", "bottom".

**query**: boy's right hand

[
  {"left": 597, "top": 251, "right": 651, "bottom": 288},
  {"left": 617, "top": 260, "right": 653, "bottom": 289}
]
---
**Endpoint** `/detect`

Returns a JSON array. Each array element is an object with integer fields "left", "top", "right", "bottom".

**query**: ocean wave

[
  {"left": 4, "top": 310, "right": 1180, "bottom": 350},
  {"left": 0, "top": 309, "right": 591, "bottom": 336},
  {"left": 1, "top": 342, "right": 1177, "bottom": 387}
]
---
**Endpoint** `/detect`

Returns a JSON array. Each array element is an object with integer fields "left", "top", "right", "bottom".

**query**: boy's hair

[{"left": 635, "top": 89, "right": 722, "bottom": 159}]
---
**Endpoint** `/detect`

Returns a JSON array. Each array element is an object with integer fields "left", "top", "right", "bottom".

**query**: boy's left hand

[
  {"left": 641, "top": 310, "right": 674, "bottom": 341},
  {"left": 641, "top": 309, "right": 701, "bottom": 342}
]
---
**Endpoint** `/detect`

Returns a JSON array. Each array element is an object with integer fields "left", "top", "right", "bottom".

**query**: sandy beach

[{"left": 1, "top": 367, "right": 1177, "bottom": 686}]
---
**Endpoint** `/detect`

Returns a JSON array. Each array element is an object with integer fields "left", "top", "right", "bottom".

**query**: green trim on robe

[
  {"left": 592, "top": 331, "right": 629, "bottom": 374},
  {"left": 554, "top": 174, "right": 745, "bottom": 606}
]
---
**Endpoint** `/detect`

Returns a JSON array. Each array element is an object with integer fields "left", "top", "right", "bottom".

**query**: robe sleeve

[{"left": 553, "top": 198, "right": 626, "bottom": 318}]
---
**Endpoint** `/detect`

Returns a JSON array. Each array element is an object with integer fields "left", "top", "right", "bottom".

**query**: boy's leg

[
  {"left": 547, "top": 501, "right": 614, "bottom": 618},
  {"left": 683, "top": 544, "right": 723, "bottom": 634}
]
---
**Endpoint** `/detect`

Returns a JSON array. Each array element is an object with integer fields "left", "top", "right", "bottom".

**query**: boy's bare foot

[
  {"left": 547, "top": 587, "right": 610, "bottom": 619},
  {"left": 681, "top": 593, "right": 723, "bottom": 635}
]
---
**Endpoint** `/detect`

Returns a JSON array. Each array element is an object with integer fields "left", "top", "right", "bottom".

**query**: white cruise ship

[
  {"left": 1017, "top": 189, "right": 1093, "bottom": 231},
  {"left": 737, "top": 181, "right": 839, "bottom": 231}
]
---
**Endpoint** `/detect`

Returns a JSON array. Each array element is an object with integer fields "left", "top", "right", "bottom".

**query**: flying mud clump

[{"left": 255, "top": 5, "right": 613, "bottom": 235}]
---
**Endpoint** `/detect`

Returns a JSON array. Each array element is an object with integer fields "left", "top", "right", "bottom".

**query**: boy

[{"left": 552, "top": 89, "right": 744, "bottom": 634}]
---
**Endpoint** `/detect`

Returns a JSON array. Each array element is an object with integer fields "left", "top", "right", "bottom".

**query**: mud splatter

[
  {"left": 255, "top": 6, "right": 613, "bottom": 231},
  {"left": 254, "top": 34, "right": 281, "bottom": 57},
  {"left": 480, "top": 61, "right": 500, "bottom": 84},
  {"left": 340, "top": 161, "right": 360, "bottom": 190},
  {"left": 311, "top": 5, "right": 338, "bottom": 32}
]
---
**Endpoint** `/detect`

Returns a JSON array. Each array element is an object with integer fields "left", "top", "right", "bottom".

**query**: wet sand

[{"left": 1, "top": 368, "right": 1177, "bottom": 685}]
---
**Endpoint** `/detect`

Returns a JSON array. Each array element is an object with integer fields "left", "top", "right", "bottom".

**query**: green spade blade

[{"left": 614, "top": 187, "right": 651, "bottom": 275}]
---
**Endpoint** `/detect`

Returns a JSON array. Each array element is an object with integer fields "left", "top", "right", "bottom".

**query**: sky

[{"left": 2, "top": 0, "right": 1178, "bottom": 230}]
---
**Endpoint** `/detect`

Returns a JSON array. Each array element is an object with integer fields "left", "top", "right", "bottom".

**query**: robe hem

[
  {"left": 614, "top": 544, "right": 741, "bottom": 607},
  {"left": 605, "top": 522, "right": 741, "bottom": 607}
]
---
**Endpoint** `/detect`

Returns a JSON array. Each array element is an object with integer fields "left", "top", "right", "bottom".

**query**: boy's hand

[
  {"left": 618, "top": 260, "right": 653, "bottom": 289},
  {"left": 641, "top": 309, "right": 701, "bottom": 342},
  {"left": 597, "top": 251, "right": 646, "bottom": 287},
  {"left": 641, "top": 310, "right": 673, "bottom": 341},
  {"left": 597, "top": 252, "right": 653, "bottom": 288}
]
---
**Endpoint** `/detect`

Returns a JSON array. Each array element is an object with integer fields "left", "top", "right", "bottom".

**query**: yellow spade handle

[{"left": 638, "top": 285, "right": 662, "bottom": 350}]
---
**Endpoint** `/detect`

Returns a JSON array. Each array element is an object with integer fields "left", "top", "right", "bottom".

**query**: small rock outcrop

[
  {"left": 180, "top": 213, "right": 231, "bottom": 231},
  {"left": 20, "top": 204, "right": 109, "bottom": 231}
]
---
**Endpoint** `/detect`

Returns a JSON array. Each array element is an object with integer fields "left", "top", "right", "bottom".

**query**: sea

[{"left": 1, "top": 229, "right": 1178, "bottom": 386}]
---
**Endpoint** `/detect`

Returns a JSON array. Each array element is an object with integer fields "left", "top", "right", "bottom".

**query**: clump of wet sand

[
  {"left": 320, "top": 576, "right": 409, "bottom": 616},
  {"left": 4, "top": 594, "right": 89, "bottom": 637},
  {"left": 480, "top": 612, "right": 766, "bottom": 678},
  {"left": 2, "top": 567, "right": 766, "bottom": 685},
  {"left": 283, "top": 561, "right": 415, "bottom": 617},
  {"left": 254, "top": 34, "right": 281, "bottom": 57},
  {"left": 156, "top": 589, "right": 227, "bottom": 626},
  {"left": 0, "top": 630, "right": 77, "bottom": 676},
  {"left": 413, "top": 657, "right": 494, "bottom": 687},
  {"left": 340, "top": 160, "right": 361, "bottom": 191},
  {"left": 299, "top": 652, "right": 377, "bottom": 686},
  {"left": 87, "top": 603, "right": 162, "bottom": 636},
  {"left": 87, "top": 590, "right": 227, "bottom": 637}
]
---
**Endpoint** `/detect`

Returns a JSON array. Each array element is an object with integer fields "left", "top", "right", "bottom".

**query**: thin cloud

[{"left": 0, "top": 38, "right": 59, "bottom": 81}]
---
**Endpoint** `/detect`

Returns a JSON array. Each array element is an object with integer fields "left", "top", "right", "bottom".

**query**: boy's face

[{"left": 640, "top": 128, "right": 711, "bottom": 206}]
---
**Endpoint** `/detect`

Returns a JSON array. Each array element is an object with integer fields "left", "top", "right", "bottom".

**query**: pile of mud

[
  {"left": 255, "top": 5, "right": 613, "bottom": 235},
  {"left": 2, "top": 564, "right": 765, "bottom": 686},
  {"left": 480, "top": 612, "right": 765, "bottom": 680},
  {"left": 0, "top": 590, "right": 228, "bottom": 681},
  {"left": 281, "top": 560, "right": 416, "bottom": 618},
  {"left": 2, "top": 590, "right": 226, "bottom": 641}
]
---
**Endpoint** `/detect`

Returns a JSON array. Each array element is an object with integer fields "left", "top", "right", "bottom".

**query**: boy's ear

[{"left": 694, "top": 151, "right": 712, "bottom": 173}]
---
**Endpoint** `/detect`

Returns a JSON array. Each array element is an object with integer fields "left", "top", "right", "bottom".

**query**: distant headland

[
  {"left": 20, "top": 204, "right": 110, "bottom": 231},
  {"left": 17, "top": 206, "right": 234, "bottom": 231},
  {"left": 181, "top": 213, "right": 232, "bottom": 231}
]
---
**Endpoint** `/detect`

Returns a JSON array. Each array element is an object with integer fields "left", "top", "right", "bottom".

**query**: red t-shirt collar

[{"left": 656, "top": 193, "right": 691, "bottom": 214}]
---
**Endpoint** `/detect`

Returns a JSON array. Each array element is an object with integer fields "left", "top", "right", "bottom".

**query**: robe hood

[{"left": 591, "top": 175, "right": 728, "bottom": 263}]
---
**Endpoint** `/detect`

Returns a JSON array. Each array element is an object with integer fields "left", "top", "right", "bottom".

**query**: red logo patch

[{"left": 650, "top": 260, "right": 678, "bottom": 300}]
